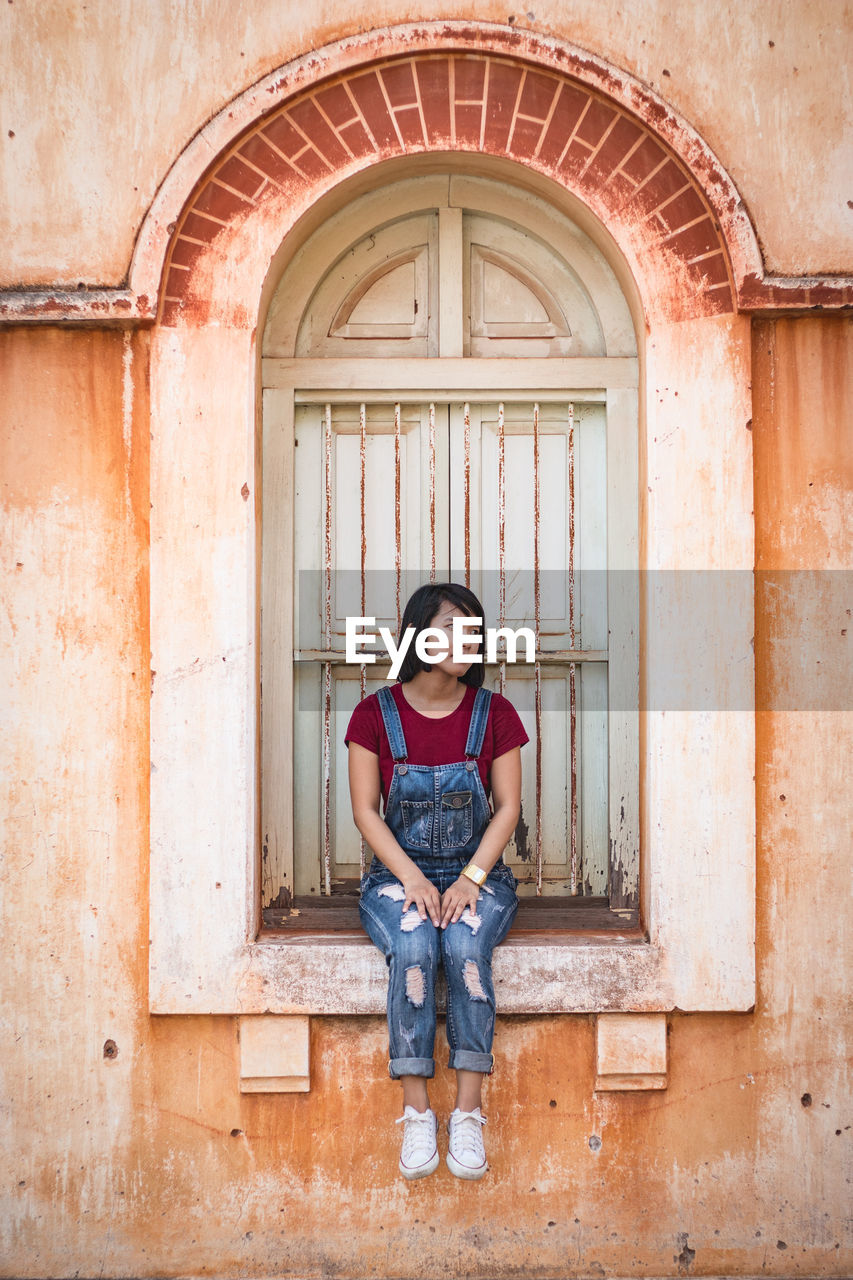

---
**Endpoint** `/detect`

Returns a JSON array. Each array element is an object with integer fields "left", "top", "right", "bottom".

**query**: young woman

[{"left": 345, "top": 582, "right": 528, "bottom": 1180}]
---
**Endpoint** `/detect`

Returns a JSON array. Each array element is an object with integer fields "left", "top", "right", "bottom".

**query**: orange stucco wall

[
  {"left": 2, "top": 317, "right": 850, "bottom": 1276},
  {"left": 3, "top": 1, "right": 852, "bottom": 1272},
  {"left": 2, "top": 1, "right": 850, "bottom": 282}
]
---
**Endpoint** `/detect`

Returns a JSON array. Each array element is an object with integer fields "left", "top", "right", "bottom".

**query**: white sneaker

[
  {"left": 395, "top": 1106, "right": 439, "bottom": 1179},
  {"left": 446, "top": 1107, "right": 488, "bottom": 1179}
]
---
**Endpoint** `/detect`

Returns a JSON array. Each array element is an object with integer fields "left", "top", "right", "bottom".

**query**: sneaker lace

[
  {"left": 449, "top": 1108, "right": 487, "bottom": 1160},
  {"left": 395, "top": 1108, "right": 436, "bottom": 1163}
]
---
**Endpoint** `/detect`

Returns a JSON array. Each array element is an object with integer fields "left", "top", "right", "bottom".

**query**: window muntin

[{"left": 283, "top": 396, "right": 616, "bottom": 901}]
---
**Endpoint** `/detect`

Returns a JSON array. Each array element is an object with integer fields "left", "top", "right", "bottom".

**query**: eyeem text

[{"left": 345, "top": 616, "right": 535, "bottom": 679}]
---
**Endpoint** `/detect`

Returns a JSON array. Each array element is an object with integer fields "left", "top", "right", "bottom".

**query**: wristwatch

[{"left": 461, "top": 862, "right": 488, "bottom": 886}]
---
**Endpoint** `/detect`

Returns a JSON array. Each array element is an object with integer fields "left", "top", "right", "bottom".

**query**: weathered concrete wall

[
  {"left": 1, "top": 318, "right": 850, "bottom": 1276},
  {"left": 1, "top": 0, "right": 851, "bottom": 285},
  {"left": 2, "top": 2, "right": 851, "bottom": 1275}
]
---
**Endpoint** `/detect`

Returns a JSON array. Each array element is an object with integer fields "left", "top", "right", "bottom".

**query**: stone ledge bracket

[
  {"left": 595, "top": 1011, "right": 668, "bottom": 1091},
  {"left": 239, "top": 1014, "right": 311, "bottom": 1093}
]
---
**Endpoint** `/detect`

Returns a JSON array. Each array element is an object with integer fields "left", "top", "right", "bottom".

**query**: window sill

[
  {"left": 258, "top": 921, "right": 646, "bottom": 946},
  {"left": 237, "top": 929, "right": 659, "bottom": 1015},
  {"left": 150, "top": 894, "right": 752, "bottom": 1015},
  {"left": 261, "top": 895, "right": 638, "bottom": 934}
]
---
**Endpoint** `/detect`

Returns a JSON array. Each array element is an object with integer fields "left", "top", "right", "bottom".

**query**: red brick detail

[
  {"left": 313, "top": 81, "right": 376, "bottom": 158},
  {"left": 664, "top": 218, "right": 722, "bottom": 263},
  {"left": 510, "top": 111, "right": 547, "bottom": 156},
  {"left": 804, "top": 280, "right": 853, "bottom": 307},
  {"left": 380, "top": 61, "right": 417, "bottom": 109},
  {"left": 394, "top": 106, "right": 426, "bottom": 148},
  {"left": 453, "top": 56, "right": 486, "bottom": 146},
  {"left": 620, "top": 135, "right": 667, "bottom": 184},
  {"left": 169, "top": 236, "right": 208, "bottom": 270},
  {"left": 584, "top": 115, "right": 644, "bottom": 185},
  {"left": 738, "top": 274, "right": 852, "bottom": 311},
  {"left": 536, "top": 82, "right": 591, "bottom": 166},
  {"left": 686, "top": 252, "right": 730, "bottom": 288},
  {"left": 518, "top": 69, "right": 560, "bottom": 120},
  {"left": 654, "top": 185, "right": 708, "bottom": 235},
  {"left": 415, "top": 59, "right": 451, "bottom": 142},
  {"left": 338, "top": 118, "right": 375, "bottom": 158},
  {"left": 160, "top": 298, "right": 183, "bottom": 326},
  {"left": 314, "top": 82, "right": 360, "bottom": 130},
  {"left": 695, "top": 285, "right": 732, "bottom": 317},
  {"left": 454, "top": 104, "right": 484, "bottom": 147},
  {"left": 347, "top": 71, "right": 400, "bottom": 148},
  {"left": 483, "top": 61, "right": 524, "bottom": 151},
  {"left": 217, "top": 155, "right": 266, "bottom": 200},
  {"left": 453, "top": 56, "right": 487, "bottom": 101},
  {"left": 288, "top": 99, "right": 351, "bottom": 167},
  {"left": 575, "top": 98, "right": 618, "bottom": 150},
  {"left": 633, "top": 158, "right": 687, "bottom": 216},
  {"left": 161, "top": 50, "right": 736, "bottom": 323},
  {"left": 179, "top": 210, "right": 225, "bottom": 244},
  {"left": 604, "top": 170, "right": 640, "bottom": 206},
  {"left": 290, "top": 145, "right": 333, "bottom": 182},
  {"left": 262, "top": 114, "right": 308, "bottom": 159},
  {"left": 191, "top": 181, "right": 252, "bottom": 224},
  {"left": 164, "top": 265, "right": 190, "bottom": 299},
  {"left": 238, "top": 134, "right": 306, "bottom": 189}
]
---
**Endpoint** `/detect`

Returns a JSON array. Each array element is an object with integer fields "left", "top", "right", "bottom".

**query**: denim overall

[{"left": 358, "top": 684, "right": 519, "bottom": 1079}]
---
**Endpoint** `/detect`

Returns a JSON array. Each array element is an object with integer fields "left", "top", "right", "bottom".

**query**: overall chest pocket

[
  {"left": 400, "top": 800, "right": 434, "bottom": 848},
  {"left": 440, "top": 790, "right": 474, "bottom": 849}
]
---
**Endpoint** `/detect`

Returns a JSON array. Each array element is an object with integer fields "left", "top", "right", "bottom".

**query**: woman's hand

[
  {"left": 440, "top": 875, "right": 480, "bottom": 929},
  {"left": 402, "top": 870, "right": 441, "bottom": 927}
]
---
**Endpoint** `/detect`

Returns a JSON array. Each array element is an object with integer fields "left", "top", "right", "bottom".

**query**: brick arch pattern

[{"left": 161, "top": 51, "right": 735, "bottom": 327}]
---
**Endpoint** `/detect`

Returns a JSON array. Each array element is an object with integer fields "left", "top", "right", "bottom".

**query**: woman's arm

[
  {"left": 439, "top": 745, "right": 522, "bottom": 927},
  {"left": 347, "top": 742, "right": 441, "bottom": 926}
]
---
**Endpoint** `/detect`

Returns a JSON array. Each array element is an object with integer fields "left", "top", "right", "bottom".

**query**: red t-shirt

[{"left": 344, "top": 681, "right": 529, "bottom": 813}]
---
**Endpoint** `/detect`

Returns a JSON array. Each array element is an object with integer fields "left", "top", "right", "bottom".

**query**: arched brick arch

[{"left": 159, "top": 45, "right": 739, "bottom": 327}]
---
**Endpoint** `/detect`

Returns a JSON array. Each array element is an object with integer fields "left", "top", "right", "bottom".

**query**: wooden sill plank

[{"left": 261, "top": 896, "right": 639, "bottom": 935}]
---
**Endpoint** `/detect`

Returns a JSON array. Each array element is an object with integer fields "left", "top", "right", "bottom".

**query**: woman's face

[{"left": 424, "top": 600, "right": 482, "bottom": 676}]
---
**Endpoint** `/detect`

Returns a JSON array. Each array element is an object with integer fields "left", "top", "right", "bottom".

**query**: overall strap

[
  {"left": 376, "top": 685, "right": 408, "bottom": 761},
  {"left": 464, "top": 686, "right": 493, "bottom": 758}
]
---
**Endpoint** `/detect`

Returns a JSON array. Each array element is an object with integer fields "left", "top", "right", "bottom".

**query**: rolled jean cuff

[
  {"left": 388, "top": 1056, "right": 435, "bottom": 1080},
  {"left": 448, "top": 1050, "right": 495, "bottom": 1074}
]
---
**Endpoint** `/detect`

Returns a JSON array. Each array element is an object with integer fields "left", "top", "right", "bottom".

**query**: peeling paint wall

[
  {"left": 1, "top": 4, "right": 852, "bottom": 1278},
  {"left": 3, "top": 302, "right": 850, "bottom": 1280},
  {"left": 1, "top": 1, "right": 851, "bottom": 282}
]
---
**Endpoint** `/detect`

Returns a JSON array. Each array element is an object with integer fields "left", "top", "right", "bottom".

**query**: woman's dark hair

[{"left": 395, "top": 582, "right": 486, "bottom": 686}]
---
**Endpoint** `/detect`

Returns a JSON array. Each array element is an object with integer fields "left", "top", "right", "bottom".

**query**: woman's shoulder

[
  {"left": 344, "top": 689, "right": 384, "bottom": 745},
  {"left": 483, "top": 687, "right": 519, "bottom": 714},
  {"left": 483, "top": 686, "right": 529, "bottom": 747}
]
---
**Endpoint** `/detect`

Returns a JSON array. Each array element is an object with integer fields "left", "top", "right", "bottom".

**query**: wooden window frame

[
  {"left": 149, "top": 328, "right": 756, "bottom": 1016},
  {"left": 260, "top": 357, "right": 640, "bottom": 932},
  {"left": 148, "top": 176, "right": 755, "bottom": 1018}
]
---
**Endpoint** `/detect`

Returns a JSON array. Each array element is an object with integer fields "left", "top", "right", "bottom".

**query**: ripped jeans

[{"left": 359, "top": 856, "right": 519, "bottom": 1078}]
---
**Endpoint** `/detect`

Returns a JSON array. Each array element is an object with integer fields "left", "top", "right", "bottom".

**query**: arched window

[
  {"left": 260, "top": 171, "right": 639, "bottom": 927},
  {"left": 146, "top": 38, "right": 756, "bottom": 1022}
]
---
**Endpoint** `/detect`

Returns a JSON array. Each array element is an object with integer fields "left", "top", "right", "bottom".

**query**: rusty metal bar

[
  {"left": 568, "top": 402, "right": 578, "bottom": 894},
  {"left": 428, "top": 401, "right": 436, "bottom": 582},
  {"left": 359, "top": 400, "right": 369, "bottom": 876},
  {"left": 463, "top": 401, "right": 471, "bottom": 587},
  {"left": 497, "top": 401, "right": 506, "bottom": 697},
  {"left": 360, "top": 401, "right": 367, "bottom": 597},
  {"left": 322, "top": 402, "right": 333, "bottom": 896},
  {"left": 533, "top": 402, "right": 543, "bottom": 895},
  {"left": 394, "top": 401, "right": 402, "bottom": 633},
  {"left": 295, "top": 647, "right": 605, "bottom": 663}
]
